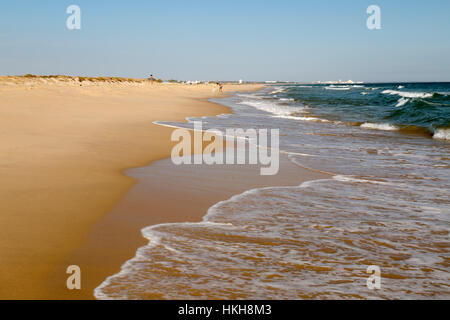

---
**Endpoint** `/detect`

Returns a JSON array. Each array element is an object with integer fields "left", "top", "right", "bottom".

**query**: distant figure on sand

[
  {"left": 217, "top": 82, "right": 223, "bottom": 93},
  {"left": 149, "top": 74, "right": 155, "bottom": 85}
]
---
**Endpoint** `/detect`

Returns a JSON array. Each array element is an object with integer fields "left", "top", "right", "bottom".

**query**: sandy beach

[
  {"left": 2, "top": 76, "right": 448, "bottom": 300},
  {"left": 0, "top": 76, "right": 264, "bottom": 299}
]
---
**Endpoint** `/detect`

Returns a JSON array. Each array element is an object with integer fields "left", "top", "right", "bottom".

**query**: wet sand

[{"left": 61, "top": 154, "right": 329, "bottom": 299}]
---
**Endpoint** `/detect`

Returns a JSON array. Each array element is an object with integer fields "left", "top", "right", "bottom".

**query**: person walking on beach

[
  {"left": 217, "top": 82, "right": 223, "bottom": 93},
  {"left": 149, "top": 74, "right": 155, "bottom": 85}
]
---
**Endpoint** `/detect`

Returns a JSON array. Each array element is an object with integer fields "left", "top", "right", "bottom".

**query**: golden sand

[{"left": 0, "top": 76, "right": 263, "bottom": 299}]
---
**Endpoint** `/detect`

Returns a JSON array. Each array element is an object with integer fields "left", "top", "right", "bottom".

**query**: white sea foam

[
  {"left": 360, "top": 122, "right": 399, "bottom": 131},
  {"left": 238, "top": 100, "right": 303, "bottom": 117},
  {"left": 396, "top": 97, "right": 410, "bottom": 107},
  {"left": 270, "top": 87, "right": 285, "bottom": 94},
  {"left": 274, "top": 115, "right": 330, "bottom": 123},
  {"left": 433, "top": 128, "right": 450, "bottom": 140},
  {"left": 325, "top": 86, "right": 350, "bottom": 91},
  {"left": 153, "top": 121, "right": 188, "bottom": 130},
  {"left": 382, "top": 89, "right": 433, "bottom": 98},
  {"left": 217, "top": 113, "right": 231, "bottom": 118},
  {"left": 333, "top": 175, "right": 404, "bottom": 186}
]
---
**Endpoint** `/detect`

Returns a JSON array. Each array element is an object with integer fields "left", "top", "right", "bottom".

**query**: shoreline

[
  {"left": 45, "top": 87, "right": 329, "bottom": 300},
  {"left": 66, "top": 154, "right": 329, "bottom": 300},
  {"left": 0, "top": 77, "right": 263, "bottom": 299},
  {"left": 2, "top": 77, "right": 447, "bottom": 299},
  {"left": 89, "top": 87, "right": 450, "bottom": 299}
]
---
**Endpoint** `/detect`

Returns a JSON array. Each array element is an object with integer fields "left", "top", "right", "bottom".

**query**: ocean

[{"left": 95, "top": 83, "right": 450, "bottom": 299}]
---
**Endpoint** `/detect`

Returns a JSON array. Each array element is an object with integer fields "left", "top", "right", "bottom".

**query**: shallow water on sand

[{"left": 96, "top": 86, "right": 449, "bottom": 299}]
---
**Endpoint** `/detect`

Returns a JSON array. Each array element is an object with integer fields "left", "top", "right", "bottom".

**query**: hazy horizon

[{"left": 1, "top": 0, "right": 449, "bottom": 82}]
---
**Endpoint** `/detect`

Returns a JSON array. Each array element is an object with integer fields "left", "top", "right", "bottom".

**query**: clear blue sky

[{"left": 1, "top": 0, "right": 449, "bottom": 82}]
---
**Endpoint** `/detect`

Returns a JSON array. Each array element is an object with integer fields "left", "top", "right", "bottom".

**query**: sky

[{"left": 0, "top": 0, "right": 449, "bottom": 82}]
